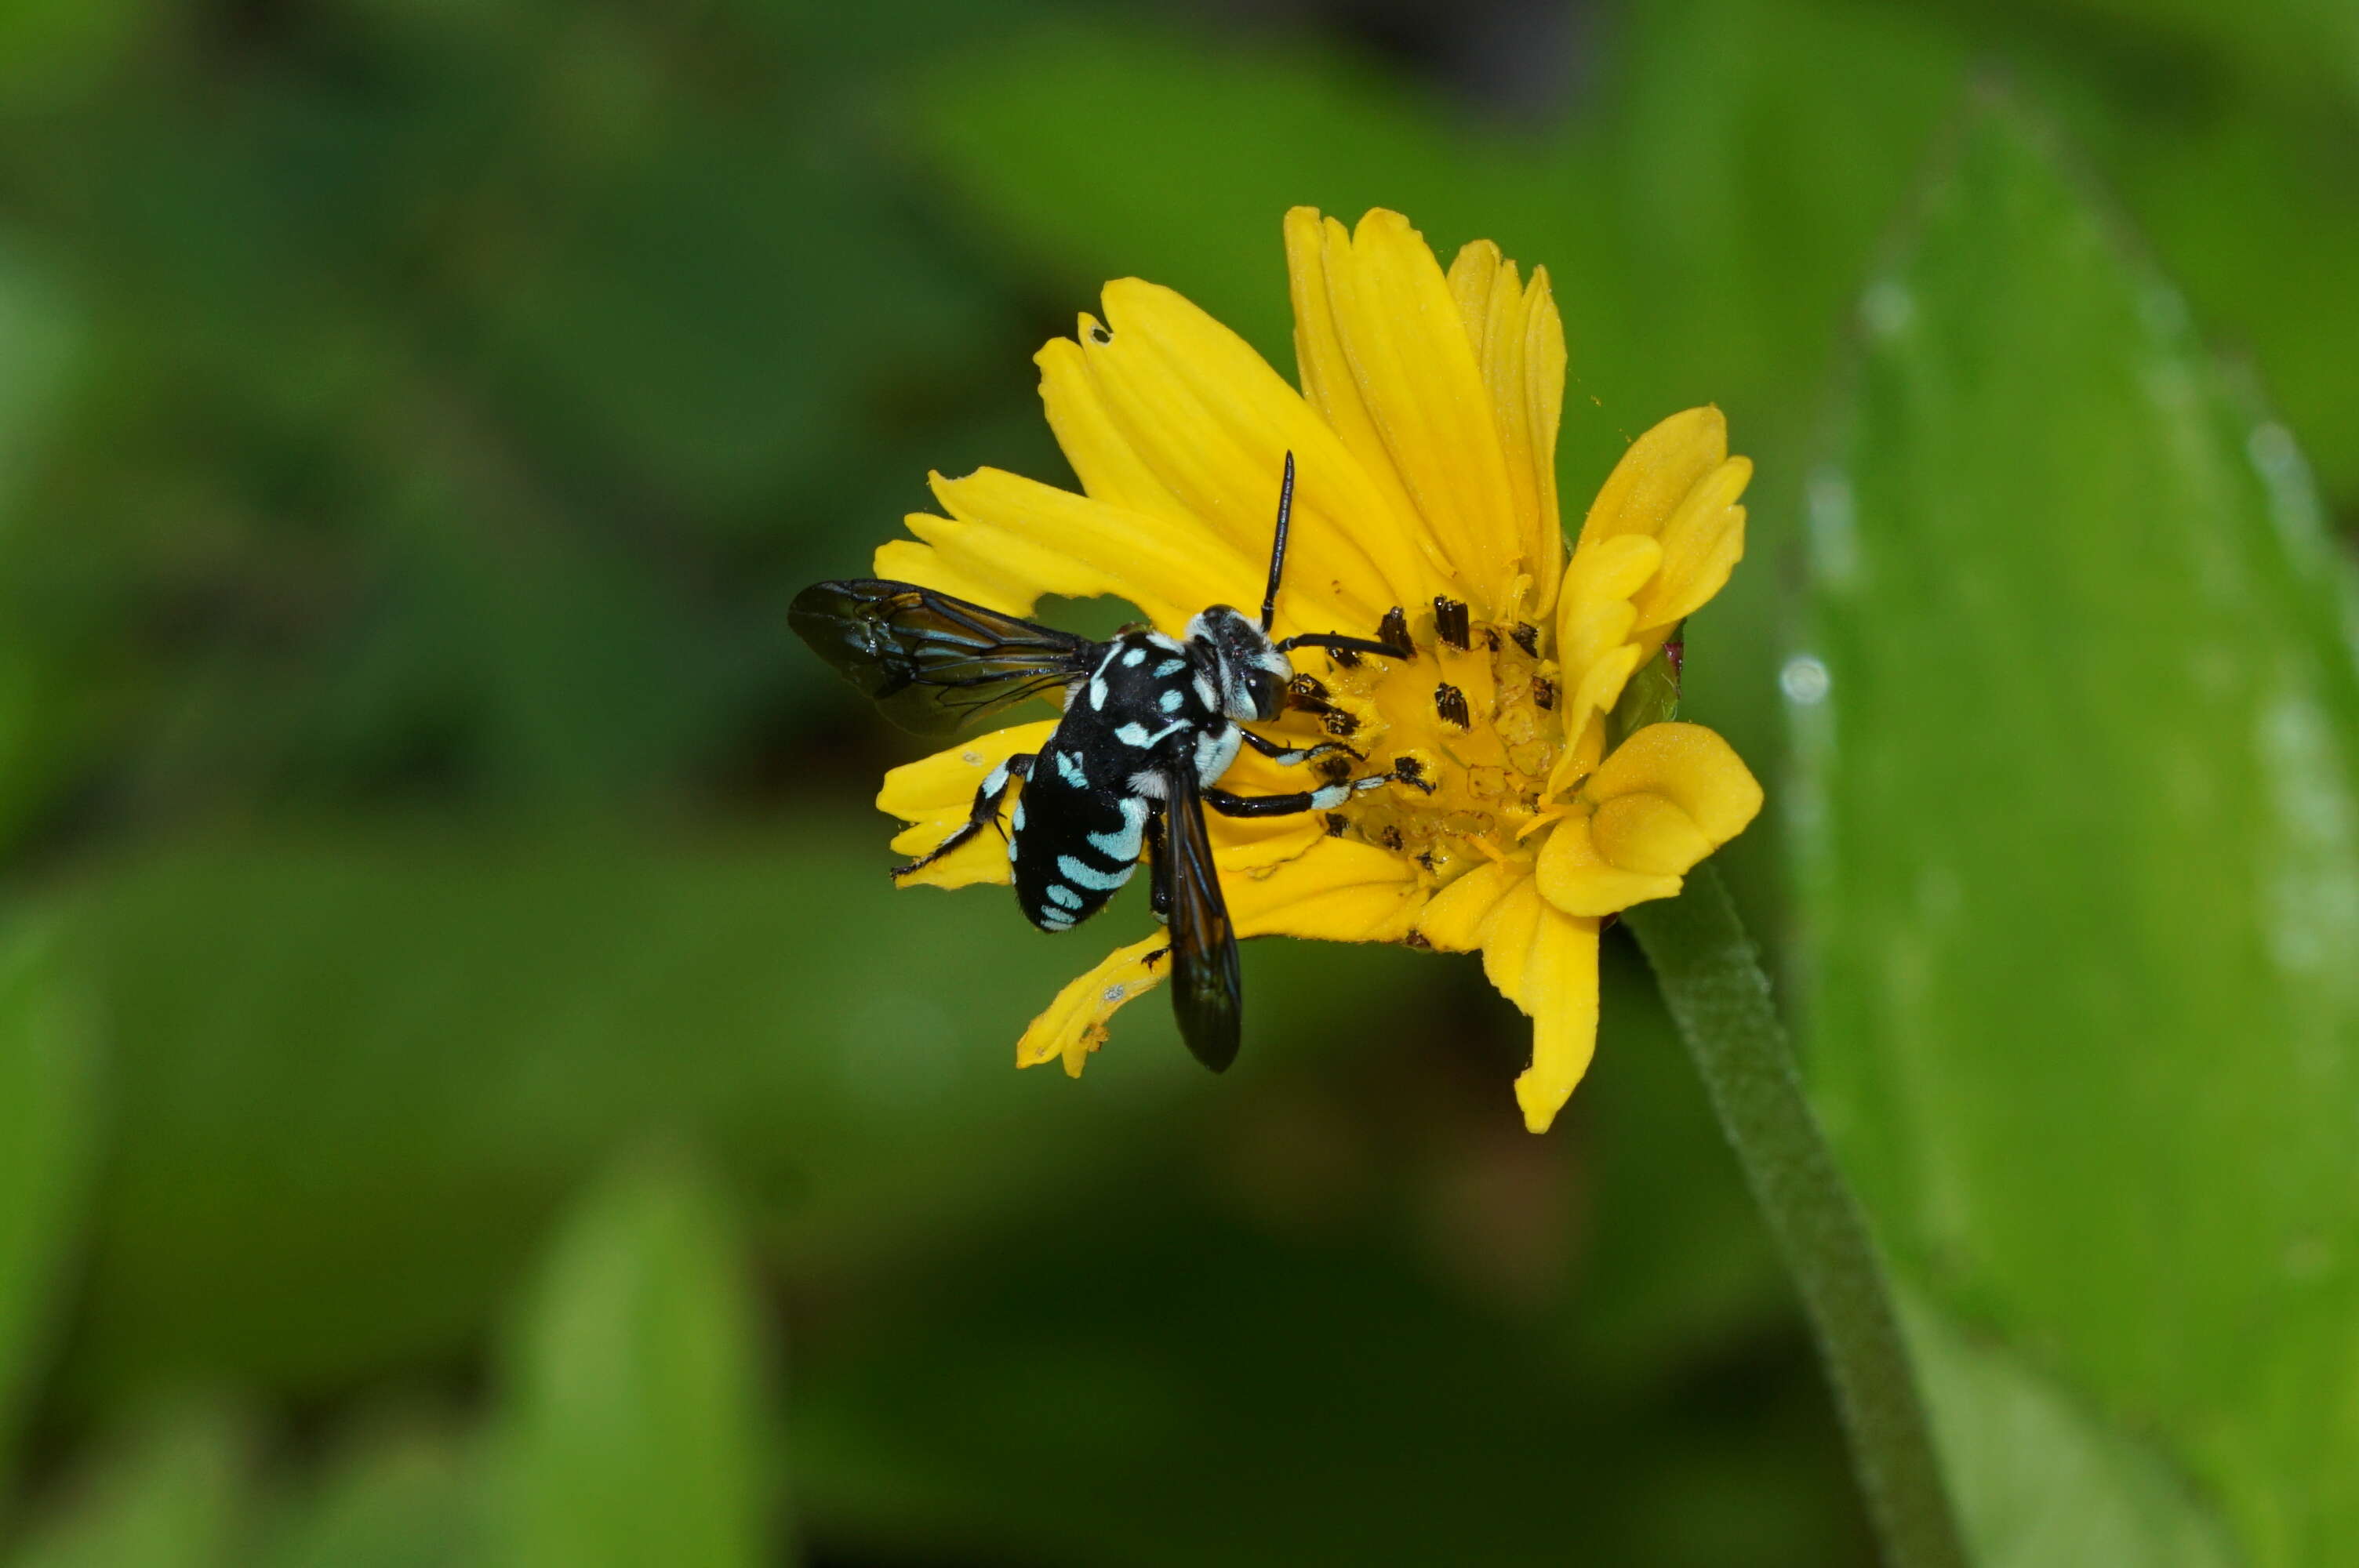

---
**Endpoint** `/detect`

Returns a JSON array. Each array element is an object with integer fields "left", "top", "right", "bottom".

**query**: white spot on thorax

[{"left": 1194, "top": 724, "right": 1242, "bottom": 786}]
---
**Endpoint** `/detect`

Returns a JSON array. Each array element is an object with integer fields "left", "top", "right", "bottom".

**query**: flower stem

[{"left": 1624, "top": 865, "right": 1968, "bottom": 1568}]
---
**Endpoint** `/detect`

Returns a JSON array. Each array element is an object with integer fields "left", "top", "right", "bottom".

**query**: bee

[{"left": 791, "top": 456, "right": 1418, "bottom": 1071}]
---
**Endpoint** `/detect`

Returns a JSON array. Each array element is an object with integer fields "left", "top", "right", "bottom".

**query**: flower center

[{"left": 1281, "top": 600, "right": 1567, "bottom": 887}]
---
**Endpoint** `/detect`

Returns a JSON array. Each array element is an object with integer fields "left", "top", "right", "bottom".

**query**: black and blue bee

[{"left": 791, "top": 456, "right": 1422, "bottom": 1072}]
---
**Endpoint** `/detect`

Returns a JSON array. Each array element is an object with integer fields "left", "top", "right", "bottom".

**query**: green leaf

[
  {"left": 0, "top": 241, "right": 106, "bottom": 854},
  {"left": 8, "top": 1402, "right": 249, "bottom": 1568},
  {"left": 1901, "top": 1293, "right": 2237, "bottom": 1568},
  {"left": 907, "top": 24, "right": 1562, "bottom": 369},
  {"left": 787, "top": 1042, "right": 1873, "bottom": 1568},
  {"left": 0, "top": 917, "right": 100, "bottom": 1500},
  {"left": 1798, "top": 98, "right": 2359, "bottom": 1565},
  {"left": 254, "top": 1413, "right": 485, "bottom": 1568},
  {"left": 58, "top": 815, "right": 1434, "bottom": 1409},
  {"left": 493, "top": 1150, "right": 777, "bottom": 1568}
]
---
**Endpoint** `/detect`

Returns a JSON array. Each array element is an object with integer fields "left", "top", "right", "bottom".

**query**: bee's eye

[{"left": 1249, "top": 668, "right": 1285, "bottom": 720}]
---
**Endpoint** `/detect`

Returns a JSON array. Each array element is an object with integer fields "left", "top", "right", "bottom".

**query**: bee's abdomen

[{"left": 1011, "top": 739, "right": 1148, "bottom": 932}]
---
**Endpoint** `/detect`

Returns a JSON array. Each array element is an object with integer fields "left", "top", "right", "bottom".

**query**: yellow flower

[{"left": 871, "top": 208, "right": 1761, "bottom": 1133}]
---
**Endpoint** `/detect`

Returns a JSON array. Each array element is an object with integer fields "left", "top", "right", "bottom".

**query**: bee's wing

[
  {"left": 790, "top": 579, "right": 1100, "bottom": 735},
  {"left": 1156, "top": 765, "right": 1242, "bottom": 1073}
]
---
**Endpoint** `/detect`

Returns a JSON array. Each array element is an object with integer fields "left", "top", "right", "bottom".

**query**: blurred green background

[{"left": 0, "top": 0, "right": 2353, "bottom": 1563}]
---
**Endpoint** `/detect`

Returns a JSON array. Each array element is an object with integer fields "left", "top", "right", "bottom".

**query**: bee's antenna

[{"left": 1260, "top": 452, "right": 1294, "bottom": 633}]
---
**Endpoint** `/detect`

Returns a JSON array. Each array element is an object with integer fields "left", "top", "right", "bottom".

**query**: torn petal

[
  {"left": 1510, "top": 905, "right": 1602, "bottom": 1134},
  {"left": 918, "top": 466, "right": 1259, "bottom": 633},
  {"left": 1468, "top": 877, "right": 1603, "bottom": 1131},
  {"left": 1055, "top": 275, "right": 1427, "bottom": 625},
  {"left": 1017, "top": 936, "right": 1171, "bottom": 1078}
]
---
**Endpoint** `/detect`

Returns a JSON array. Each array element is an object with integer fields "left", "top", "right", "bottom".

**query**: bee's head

[{"left": 1187, "top": 604, "right": 1291, "bottom": 722}]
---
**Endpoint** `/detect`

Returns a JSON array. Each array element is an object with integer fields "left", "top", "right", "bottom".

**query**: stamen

[
  {"left": 1377, "top": 606, "right": 1411, "bottom": 653},
  {"left": 1532, "top": 677, "right": 1557, "bottom": 710},
  {"left": 1434, "top": 683, "right": 1471, "bottom": 728},
  {"left": 1509, "top": 622, "right": 1539, "bottom": 657},
  {"left": 1322, "top": 811, "right": 1347, "bottom": 837},
  {"left": 1432, "top": 597, "right": 1470, "bottom": 651}
]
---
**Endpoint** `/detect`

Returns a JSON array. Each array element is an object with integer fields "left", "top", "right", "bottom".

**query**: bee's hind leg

[{"left": 891, "top": 753, "right": 1034, "bottom": 879}]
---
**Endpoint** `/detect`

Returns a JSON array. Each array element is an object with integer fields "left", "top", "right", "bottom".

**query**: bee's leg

[
  {"left": 890, "top": 753, "right": 1034, "bottom": 879},
  {"left": 1276, "top": 631, "right": 1410, "bottom": 660},
  {"left": 1144, "top": 805, "right": 1172, "bottom": 923},
  {"left": 1234, "top": 727, "right": 1361, "bottom": 768},
  {"left": 1201, "top": 763, "right": 1424, "bottom": 820}
]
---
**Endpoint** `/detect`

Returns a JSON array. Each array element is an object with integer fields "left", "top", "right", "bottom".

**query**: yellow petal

[
  {"left": 1590, "top": 793, "right": 1712, "bottom": 876},
  {"left": 1448, "top": 242, "right": 1568, "bottom": 622},
  {"left": 1553, "top": 533, "right": 1659, "bottom": 739},
  {"left": 1445, "top": 238, "right": 1503, "bottom": 360},
  {"left": 1475, "top": 872, "right": 1543, "bottom": 1005},
  {"left": 1043, "top": 277, "right": 1434, "bottom": 629},
  {"left": 1212, "top": 816, "right": 1328, "bottom": 873},
  {"left": 1516, "top": 267, "right": 1567, "bottom": 619},
  {"left": 1633, "top": 456, "right": 1750, "bottom": 638},
  {"left": 1016, "top": 936, "right": 1169, "bottom": 1078},
  {"left": 1038, "top": 335, "right": 1191, "bottom": 521},
  {"left": 1576, "top": 405, "right": 1727, "bottom": 554},
  {"left": 1542, "top": 709, "right": 1611, "bottom": 804},
  {"left": 1511, "top": 906, "right": 1601, "bottom": 1134},
  {"left": 1228, "top": 837, "right": 1426, "bottom": 945},
  {"left": 1289, "top": 209, "right": 1437, "bottom": 584},
  {"left": 1414, "top": 858, "right": 1524, "bottom": 952},
  {"left": 888, "top": 467, "right": 1259, "bottom": 633},
  {"left": 871, "top": 538, "right": 1031, "bottom": 618},
  {"left": 1313, "top": 210, "right": 1525, "bottom": 612},
  {"left": 1565, "top": 644, "right": 1643, "bottom": 762},
  {"left": 1533, "top": 812, "right": 1682, "bottom": 917},
  {"left": 1470, "top": 877, "right": 1602, "bottom": 1132},
  {"left": 876, "top": 720, "right": 1057, "bottom": 890},
  {"left": 1587, "top": 722, "right": 1764, "bottom": 846}
]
